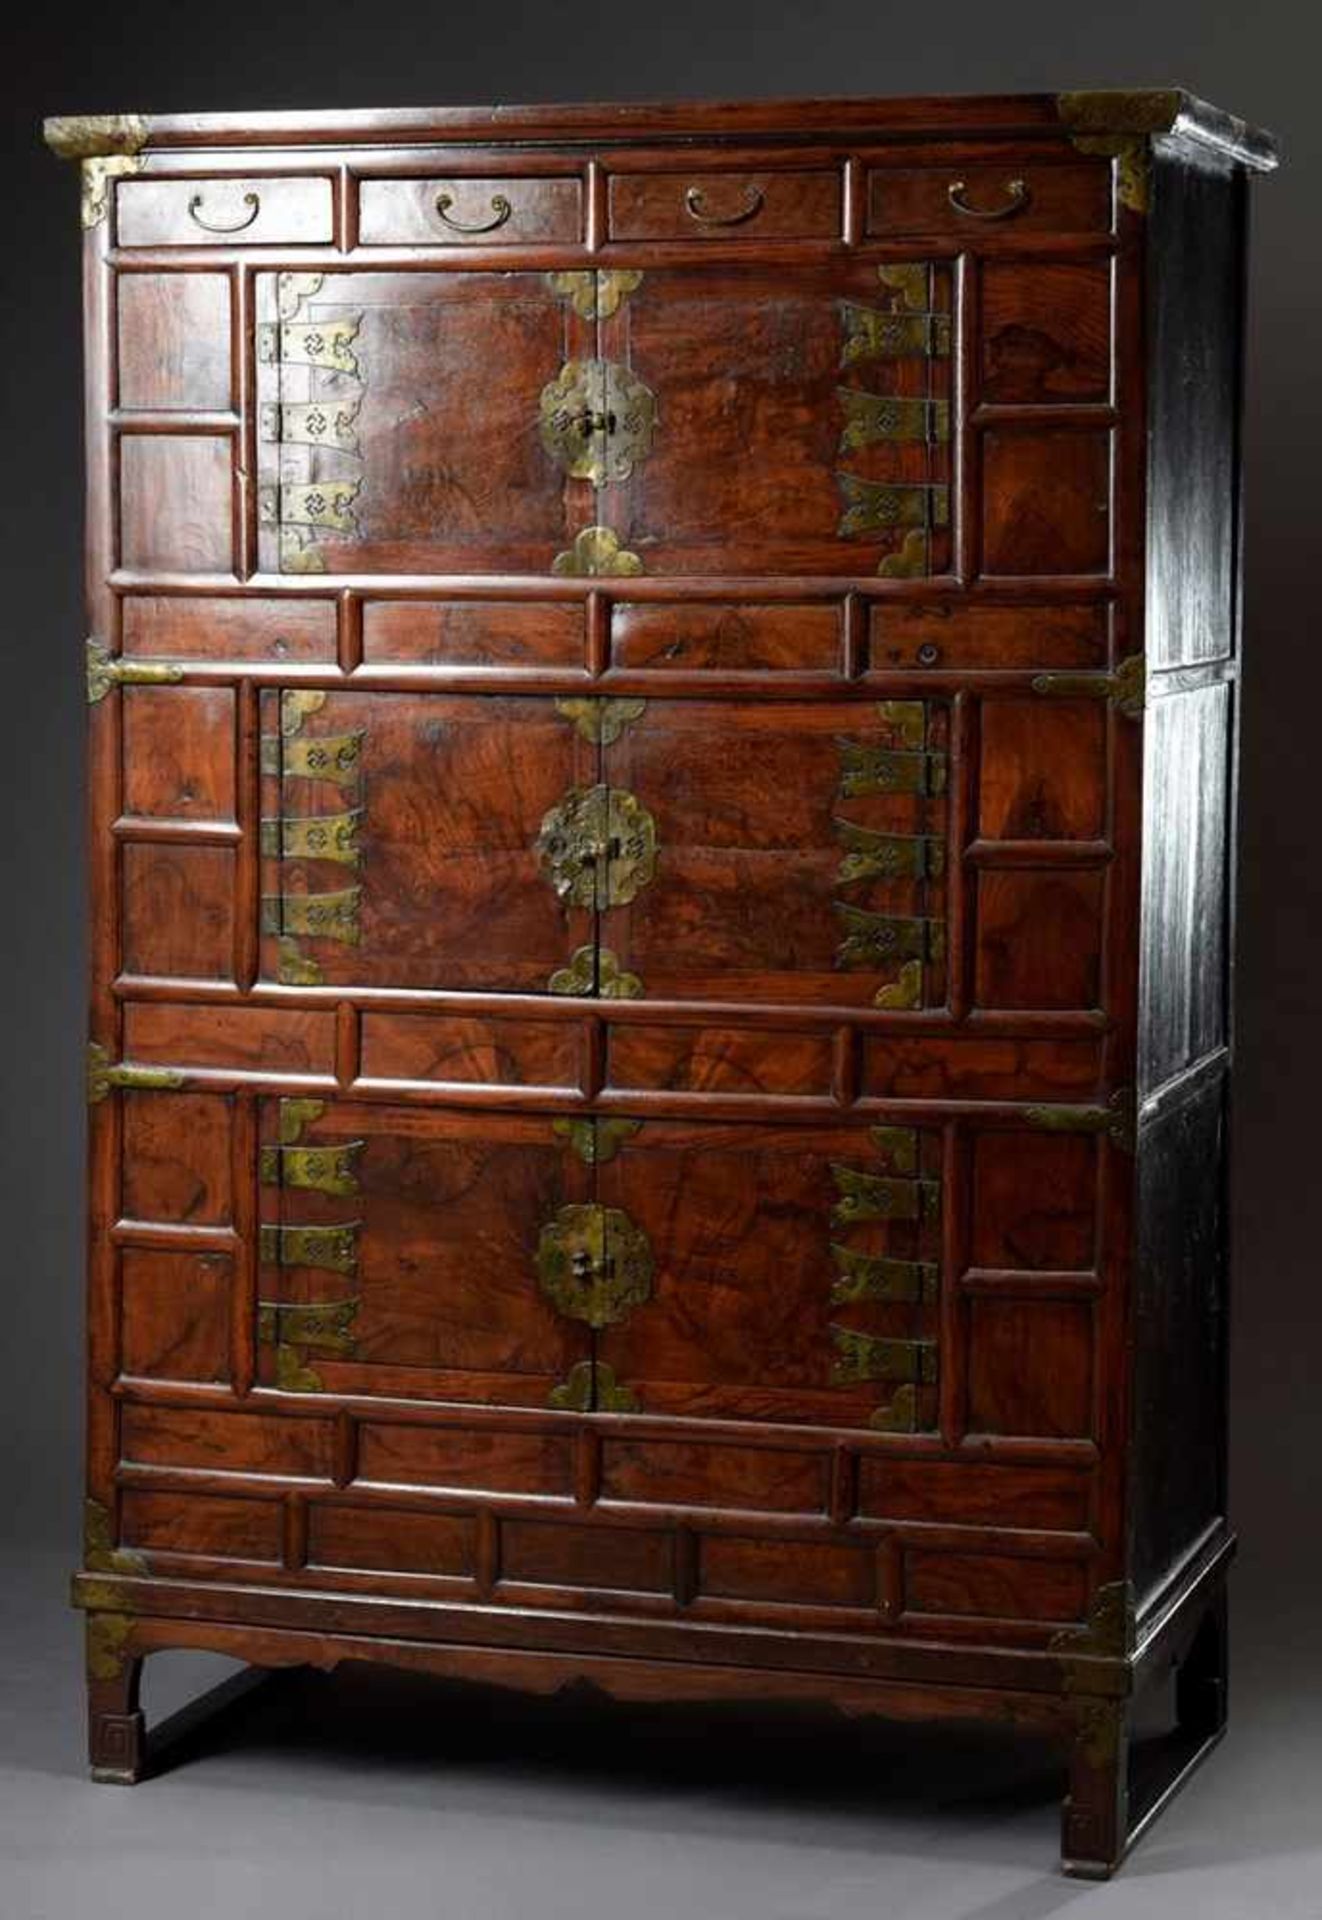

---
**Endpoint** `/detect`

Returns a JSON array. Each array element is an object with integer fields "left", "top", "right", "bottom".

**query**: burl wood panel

[
  {"left": 611, "top": 603, "right": 842, "bottom": 674},
  {"left": 974, "top": 869, "right": 1105, "bottom": 1011},
  {"left": 119, "top": 1250, "right": 231, "bottom": 1384},
  {"left": 263, "top": 692, "right": 595, "bottom": 993},
  {"left": 122, "top": 686, "right": 236, "bottom": 823},
  {"left": 116, "top": 273, "right": 232, "bottom": 412},
  {"left": 980, "top": 430, "right": 1112, "bottom": 577},
  {"left": 121, "top": 1091, "right": 232, "bottom": 1225},
  {"left": 977, "top": 698, "right": 1106, "bottom": 841},
  {"left": 121, "top": 844, "right": 235, "bottom": 981},
  {"left": 121, "top": 1404, "right": 333, "bottom": 1478},
  {"left": 966, "top": 1300, "right": 1095, "bottom": 1438},
  {"left": 602, "top": 700, "right": 949, "bottom": 1008},
  {"left": 259, "top": 1101, "right": 590, "bottom": 1406},
  {"left": 980, "top": 259, "right": 1113, "bottom": 405},
  {"left": 868, "top": 602, "right": 1108, "bottom": 672},
  {"left": 356, "top": 1424, "right": 574, "bottom": 1497},
  {"left": 969, "top": 1132, "right": 1097, "bottom": 1271},
  {"left": 361, "top": 601, "right": 584, "bottom": 669},
  {"left": 120, "top": 1488, "right": 282, "bottom": 1562},
  {"left": 121, "top": 1003, "right": 336, "bottom": 1075},
  {"left": 360, "top": 1013, "right": 584, "bottom": 1093}
]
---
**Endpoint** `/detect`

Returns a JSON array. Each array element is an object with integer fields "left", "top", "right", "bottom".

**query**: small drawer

[
  {"left": 608, "top": 169, "right": 841, "bottom": 240},
  {"left": 115, "top": 176, "right": 334, "bottom": 247},
  {"left": 358, "top": 176, "right": 582, "bottom": 245},
  {"left": 865, "top": 164, "right": 1112, "bottom": 237}
]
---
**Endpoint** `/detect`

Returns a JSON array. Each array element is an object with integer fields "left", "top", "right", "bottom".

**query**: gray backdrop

[{"left": 2, "top": 5, "right": 1318, "bottom": 1913}]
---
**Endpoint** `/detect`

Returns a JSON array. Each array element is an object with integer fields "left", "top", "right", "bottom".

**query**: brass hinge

[
  {"left": 262, "top": 729, "right": 365, "bottom": 782},
  {"left": 831, "top": 1327, "right": 938, "bottom": 1388},
  {"left": 1032, "top": 653, "right": 1145, "bottom": 717},
  {"left": 260, "top": 1140, "right": 363, "bottom": 1194},
  {"left": 259, "top": 1223, "right": 360, "bottom": 1275},
  {"left": 837, "top": 738, "right": 948, "bottom": 798},
  {"left": 87, "top": 1043, "right": 184, "bottom": 1105},
  {"left": 535, "top": 1203, "right": 654, "bottom": 1329},
  {"left": 830, "top": 1163, "right": 942, "bottom": 1228},
  {"left": 261, "top": 809, "right": 363, "bottom": 866},
  {"left": 257, "top": 1297, "right": 359, "bottom": 1355},
  {"left": 1025, "top": 1088, "right": 1136, "bottom": 1153},
  {"left": 834, "top": 905, "right": 945, "bottom": 974},
  {"left": 261, "top": 888, "right": 362, "bottom": 944},
  {"left": 836, "top": 475, "right": 950, "bottom": 540},
  {"left": 830, "top": 1247, "right": 939, "bottom": 1306},
  {"left": 86, "top": 641, "right": 184, "bottom": 705},
  {"left": 834, "top": 822, "right": 946, "bottom": 885},
  {"left": 838, "top": 391, "right": 950, "bottom": 454}
]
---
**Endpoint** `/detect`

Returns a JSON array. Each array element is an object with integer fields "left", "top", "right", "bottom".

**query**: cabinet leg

[
  {"left": 87, "top": 1613, "right": 146, "bottom": 1784},
  {"left": 1176, "top": 1589, "right": 1229, "bottom": 1745},
  {"left": 1060, "top": 1699, "right": 1129, "bottom": 1879}
]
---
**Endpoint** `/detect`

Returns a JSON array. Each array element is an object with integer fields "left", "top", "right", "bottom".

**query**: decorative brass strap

[
  {"left": 836, "top": 739, "right": 948, "bottom": 798},
  {"left": 261, "top": 400, "right": 362, "bottom": 453},
  {"left": 837, "top": 474, "right": 950, "bottom": 539},
  {"left": 830, "top": 1246, "right": 939, "bottom": 1306},
  {"left": 261, "top": 808, "right": 363, "bottom": 867},
  {"left": 1031, "top": 654, "right": 1145, "bottom": 718},
  {"left": 830, "top": 1163, "right": 942, "bottom": 1227},
  {"left": 257, "top": 1298, "right": 359, "bottom": 1354},
  {"left": 259, "top": 1223, "right": 359, "bottom": 1275},
  {"left": 535, "top": 1203, "right": 653, "bottom": 1329},
  {"left": 839, "top": 303, "right": 951, "bottom": 366},
  {"left": 259, "top": 318, "right": 362, "bottom": 377},
  {"left": 834, "top": 905, "right": 945, "bottom": 973},
  {"left": 261, "top": 888, "right": 361, "bottom": 944},
  {"left": 86, "top": 641, "right": 184, "bottom": 705},
  {"left": 545, "top": 269, "right": 644, "bottom": 320},
  {"left": 260, "top": 1140, "right": 363, "bottom": 1195},
  {"left": 834, "top": 821, "right": 945, "bottom": 885},
  {"left": 262, "top": 729, "right": 365, "bottom": 782},
  {"left": 87, "top": 1043, "right": 184, "bottom": 1105},
  {"left": 837, "top": 391, "right": 950, "bottom": 453},
  {"left": 1026, "top": 1089, "right": 1137, "bottom": 1152},
  {"left": 830, "top": 1327, "right": 938, "bottom": 1388}
]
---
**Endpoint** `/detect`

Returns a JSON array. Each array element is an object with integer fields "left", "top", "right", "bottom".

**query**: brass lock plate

[
  {"left": 535, "top": 785, "right": 658, "bottom": 909},
  {"left": 540, "top": 359, "right": 657, "bottom": 486},
  {"left": 535, "top": 1203, "right": 654, "bottom": 1329}
]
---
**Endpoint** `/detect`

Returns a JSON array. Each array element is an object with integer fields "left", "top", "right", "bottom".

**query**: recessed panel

[
  {"left": 978, "top": 698, "right": 1106, "bottom": 841},
  {"left": 119, "top": 1249, "right": 231, "bottom": 1384},
  {"left": 122, "top": 686, "right": 236, "bottom": 823},
  {"left": 117, "top": 273, "right": 232, "bottom": 411},
  {"left": 980, "top": 259, "right": 1112, "bottom": 405},
  {"left": 981, "top": 429, "right": 1111, "bottom": 577},
  {"left": 122, "top": 1091, "right": 233, "bottom": 1225},
  {"left": 970, "top": 1131, "right": 1097, "bottom": 1271},
  {"left": 967, "top": 1299, "right": 1095, "bottom": 1439},
  {"left": 121, "top": 843, "right": 235, "bottom": 980},
  {"left": 120, "top": 436, "right": 234, "bottom": 574},
  {"left": 122, "top": 595, "right": 337, "bottom": 662},
  {"left": 974, "top": 868, "right": 1105, "bottom": 1011}
]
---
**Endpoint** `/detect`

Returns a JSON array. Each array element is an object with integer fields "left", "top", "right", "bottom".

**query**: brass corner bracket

[
  {"left": 87, "top": 1042, "right": 185, "bottom": 1105},
  {"left": 84, "top": 1498, "right": 149, "bottom": 1576},
  {"left": 1050, "top": 1578, "right": 1137, "bottom": 1685},
  {"left": 46, "top": 115, "right": 151, "bottom": 231},
  {"left": 86, "top": 640, "right": 184, "bottom": 704},
  {"left": 1056, "top": 93, "right": 1184, "bottom": 216},
  {"left": 44, "top": 113, "right": 149, "bottom": 160}
]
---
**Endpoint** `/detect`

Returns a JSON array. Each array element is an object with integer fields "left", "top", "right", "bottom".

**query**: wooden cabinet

[{"left": 48, "top": 88, "right": 1276, "bottom": 1877}]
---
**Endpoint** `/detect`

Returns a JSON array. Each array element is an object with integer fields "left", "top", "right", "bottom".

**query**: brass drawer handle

[
  {"left": 684, "top": 182, "right": 764, "bottom": 227},
  {"left": 187, "top": 190, "right": 261, "bottom": 233},
  {"left": 435, "top": 191, "right": 513, "bottom": 233},
  {"left": 946, "top": 177, "right": 1030, "bottom": 221}
]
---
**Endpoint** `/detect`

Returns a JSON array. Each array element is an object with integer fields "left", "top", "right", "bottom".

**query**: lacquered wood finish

[{"left": 52, "top": 88, "right": 1274, "bottom": 1878}]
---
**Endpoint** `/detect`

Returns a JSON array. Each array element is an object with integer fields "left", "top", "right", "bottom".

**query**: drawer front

[
  {"left": 608, "top": 169, "right": 841, "bottom": 240},
  {"left": 358, "top": 176, "right": 583, "bottom": 246},
  {"left": 866, "top": 163, "right": 1112, "bottom": 237},
  {"left": 116, "top": 176, "right": 334, "bottom": 247}
]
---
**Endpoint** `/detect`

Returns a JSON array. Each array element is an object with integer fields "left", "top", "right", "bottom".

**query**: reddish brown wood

[{"left": 56, "top": 89, "right": 1270, "bottom": 1877}]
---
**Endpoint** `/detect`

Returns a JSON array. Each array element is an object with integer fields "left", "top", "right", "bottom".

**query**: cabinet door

[
  {"left": 262, "top": 689, "right": 595, "bottom": 991},
  {"left": 258, "top": 1099, "right": 589, "bottom": 1405},
  {"left": 591, "top": 1120, "right": 943, "bottom": 1430},
  {"left": 256, "top": 269, "right": 594, "bottom": 574},
  {"left": 595, "top": 259, "right": 953, "bottom": 577},
  {"left": 598, "top": 697, "right": 949, "bottom": 1009}
]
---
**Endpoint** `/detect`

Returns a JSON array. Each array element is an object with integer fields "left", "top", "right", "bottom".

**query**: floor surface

[{"left": 3, "top": 1546, "right": 1319, "bottom": 1920}]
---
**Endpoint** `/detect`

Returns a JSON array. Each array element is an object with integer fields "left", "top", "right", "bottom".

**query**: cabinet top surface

[{"left": 44, "top": 88, "right": 1276, "bottom": 171}]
